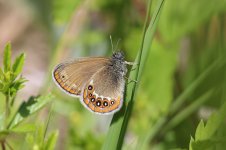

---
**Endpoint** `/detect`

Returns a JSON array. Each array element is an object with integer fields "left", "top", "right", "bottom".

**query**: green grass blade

[
  {"left": 170, "top": 58, "right": 225, "bottom": 115},
  {"left": 102, "top": 0, "right": 165, "bottom": 149},
  {"left": 43, "top": 104, "right": 54, "bottom": 142},
  {"left": 3, "top": 43, "right": 11, "bottom": 73},
  {"left": 44, "top": 131, "right": 59, "bottom": 150},
  {"left": 162, "top": 89, "right": 214, "bottom": 134}
]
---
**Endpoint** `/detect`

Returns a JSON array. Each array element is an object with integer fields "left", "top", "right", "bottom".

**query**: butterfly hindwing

[
  {"left": 53, "top": 57, "right": 109, "bottom": 97},
  {"left": 81, "top": 66, "right": 125, "bottom": 114}
]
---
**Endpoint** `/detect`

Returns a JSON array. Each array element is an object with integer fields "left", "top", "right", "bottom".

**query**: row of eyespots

[
  {"left": 87, "top": 84, "right": 115, "bottom": 107},
  {"left": 91, "top": 97, "right": 115, "bottom": 108}
]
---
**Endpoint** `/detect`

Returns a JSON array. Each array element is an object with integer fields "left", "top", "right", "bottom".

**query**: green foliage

[
  {"left": 0, "top": 43, "right": 57, "bottom": 149},
  {"left": 190, "top": 102, "right": 226, "bottom": 150},
  {"left": 1, "top": 0, "right": 226, "bottom": 149},
  {"left": 3, "top": 43, "right": 11, "bottom": 73},
  {"left": 8, "top": 94, "right": 54, "bottom": 129},
  {"left": 0, "top": 43, "right": 26, "bottom": 98},
  {"left": 25, "top": 125, "right": 59, "bottom": 150}
]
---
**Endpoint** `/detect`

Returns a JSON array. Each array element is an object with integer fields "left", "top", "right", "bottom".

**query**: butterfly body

[{"left": 53, "top": 51, "right": 128, "bottom": 115}]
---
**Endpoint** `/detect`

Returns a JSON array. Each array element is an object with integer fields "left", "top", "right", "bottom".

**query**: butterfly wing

[
  {"left": 81, "top": 65, "right": 125, "bottom": 115},
  {"left": 53, "top": 57, "right": 110, "bottom": 97}
]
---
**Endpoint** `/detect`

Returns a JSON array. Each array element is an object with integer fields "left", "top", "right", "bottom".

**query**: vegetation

[{"left": 0, "top": 0, "right": 226, "bottom": 149}]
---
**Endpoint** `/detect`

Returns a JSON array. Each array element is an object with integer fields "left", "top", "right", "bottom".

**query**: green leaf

[
  {"left": 195, "top": 120, "right": 205, "bottom": 140},
  {"left": 44, "top": 131, "right": 59, "bottom": 150},
  {"left": 189, "top": 136, "right": 195, "bottom": 150},
  {"left": 3, "top": 43, "right": 11, "bottom": 73},
  {"left": 189, "top": 102, "right": 226, "bottom": 150},
  {"left": 10, "top": 77, "right": 27, "bottom": 96},
  {"left": 11, "top": 123, "right": 36, "bottom": 133},
  {"left": 8, "top": 94, "right": 54, "bottom": 129},
  {"left": 192, "top": 140, "right": 215, "bottom": 150},
  {"left": 12, "top": 53, "right": 25, "bottom": 77}
]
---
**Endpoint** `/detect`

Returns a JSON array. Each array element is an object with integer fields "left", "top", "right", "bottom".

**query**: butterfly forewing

[
  {"left": 53, "top": 57, "right": 109, "bottom": 97},
  {"left": 81, "top": 66, "right": 125, "bottom": 114}
]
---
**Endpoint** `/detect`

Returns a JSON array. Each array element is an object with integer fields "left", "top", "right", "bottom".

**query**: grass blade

[
  {"left": 102, "top": 0, "right": 165, "bottom": 149},
  {"left": 162, "top": 89, "right": 214, "bottom": 134}
]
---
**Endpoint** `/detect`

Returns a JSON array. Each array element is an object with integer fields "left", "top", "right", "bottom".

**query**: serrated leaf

[
  {"left": 44, "top": 131, "right": 59, "bottom": 150},
  {"left": 8, "top": 94, "right": 54, "bottom": 129},
  {"left": 190, "top": 102, "right": 226, "bottom": 150},
  {"left": 12, "top": 53, "right": 25, "bottom": 77},
  {"left": 3, "top": 43, "right": 11, "bottom": 73},
  {"left": 195, "top": 120, "right": 205, "bottom": 140},
  {"left": 11, "top": 123, "right": 36, "bottom": 133},
  {"left": 203, "top": 112, "right": 221, "bottom": 139}
]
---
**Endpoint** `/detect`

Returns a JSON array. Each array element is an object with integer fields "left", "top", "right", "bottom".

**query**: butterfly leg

[
  {"left": 125, "top": 61, "right": 139, "bottom": 66},
  {"left": 124, "top": 76, "right": 138, "bottom": 84},
  {"left": 130, "top": 67, "right": 137, "bottom": 71}
]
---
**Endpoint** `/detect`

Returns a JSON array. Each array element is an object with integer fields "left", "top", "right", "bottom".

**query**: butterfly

[{"left": 52, "top": 51, "right": 133, "bottom": 115}]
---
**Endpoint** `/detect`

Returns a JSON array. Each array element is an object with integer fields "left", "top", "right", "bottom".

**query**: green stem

[{"left": 5, "top": 93, "right": 10, "bottom": 128}]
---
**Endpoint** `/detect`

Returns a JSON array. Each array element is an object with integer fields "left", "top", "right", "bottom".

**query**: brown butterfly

[{"left": 52, "top": 51, "right": 133, "bottom": 115}]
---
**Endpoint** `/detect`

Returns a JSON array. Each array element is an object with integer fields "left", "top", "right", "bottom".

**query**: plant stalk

[{"left": 5, "top": 92, "right": 10, "bottom": 128}]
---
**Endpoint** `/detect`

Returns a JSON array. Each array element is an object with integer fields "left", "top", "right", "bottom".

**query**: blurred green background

[{"left": 0, "top": 0, "right": 226, "bottom": 149}]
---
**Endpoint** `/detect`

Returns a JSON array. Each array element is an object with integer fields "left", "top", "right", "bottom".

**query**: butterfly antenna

[
  {"left": 110, "top": 35, "right": 114, "bottom": 53},
  {"left": 115, "top": 38, "right": 121, "bottom": 52}
]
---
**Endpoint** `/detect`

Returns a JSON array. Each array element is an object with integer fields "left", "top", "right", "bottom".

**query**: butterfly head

[
  {"left": 110, "top": 51, "right": 127, "bottom": 76},
  {"left": 112, "top": 51, "right": 125, "bottom": 61}
]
